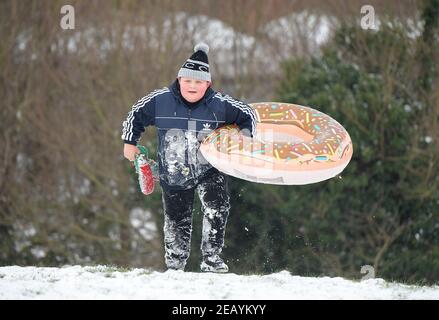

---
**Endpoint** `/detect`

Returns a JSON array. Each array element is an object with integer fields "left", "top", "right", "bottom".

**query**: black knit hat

[{"left": 177, "top": 42, "right": 211, "bottom": 81}]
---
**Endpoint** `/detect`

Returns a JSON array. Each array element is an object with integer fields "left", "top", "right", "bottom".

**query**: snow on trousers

[{"left": 162, "top": 170, "right": 230, "bottom": 269}]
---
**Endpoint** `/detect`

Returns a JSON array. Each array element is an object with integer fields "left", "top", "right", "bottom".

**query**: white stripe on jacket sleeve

[
  {"left": 121, "top": 87, "right": 169, "bottom": 141},
  {"left": 214, "top": 93, "right": 257, "bottom": 137}
]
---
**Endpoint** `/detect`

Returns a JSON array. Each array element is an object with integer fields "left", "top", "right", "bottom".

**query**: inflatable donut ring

[{"left": 200, "top": 102, "right": 353, "bottom": 185}]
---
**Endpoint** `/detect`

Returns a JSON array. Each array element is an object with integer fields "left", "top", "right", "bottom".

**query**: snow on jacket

[{"left": 121, "top": 80, "right": 257, "bottom": 190}]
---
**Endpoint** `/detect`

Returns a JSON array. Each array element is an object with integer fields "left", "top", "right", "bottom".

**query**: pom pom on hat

[{"left": 194, "top": 42, "right": 209, "bottom": 54}]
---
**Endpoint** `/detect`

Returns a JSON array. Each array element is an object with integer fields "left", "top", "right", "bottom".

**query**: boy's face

[{"left": 179, "top": 77, "right": 211, "bottom": 103}]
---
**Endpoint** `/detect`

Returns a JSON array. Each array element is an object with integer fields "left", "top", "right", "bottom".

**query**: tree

[{"left": 225, "top": 16, "right": 438, "bottom": 284}]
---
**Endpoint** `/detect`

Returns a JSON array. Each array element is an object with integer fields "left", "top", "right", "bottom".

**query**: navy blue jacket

[{"left": 121, "top": 80, "right": 257, "bottom": 190}]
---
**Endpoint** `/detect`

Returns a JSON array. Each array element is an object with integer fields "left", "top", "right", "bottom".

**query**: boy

[{"left": 121, "top": 42, "right": 256, "bottom": 273}]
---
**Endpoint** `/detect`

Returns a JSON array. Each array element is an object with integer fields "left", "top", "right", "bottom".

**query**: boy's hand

[{"left": 124, "top": 143, "right": 140, "bottom": 162}]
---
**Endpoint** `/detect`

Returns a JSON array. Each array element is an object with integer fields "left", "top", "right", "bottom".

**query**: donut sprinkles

[{"left": 204, "top": 103, "right": 351, "bottom": 165}]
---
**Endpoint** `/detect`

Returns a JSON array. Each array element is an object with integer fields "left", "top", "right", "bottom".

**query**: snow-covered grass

[{"left": 0, "top": 265, "right": 437, "bottom": 300}]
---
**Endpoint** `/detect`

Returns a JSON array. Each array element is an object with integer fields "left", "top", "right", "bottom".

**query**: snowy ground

[{"left": 0, "top": 265, "right": 437, "bottom": 300}]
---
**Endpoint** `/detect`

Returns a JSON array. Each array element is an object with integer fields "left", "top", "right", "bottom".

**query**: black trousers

[{"left": 161, "top": 170, "right": 230, "bottom": 269}]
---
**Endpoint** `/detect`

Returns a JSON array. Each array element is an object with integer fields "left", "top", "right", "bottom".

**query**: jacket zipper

[{"left": 187, "top": 108, "right": 196, "bottom": 183}]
